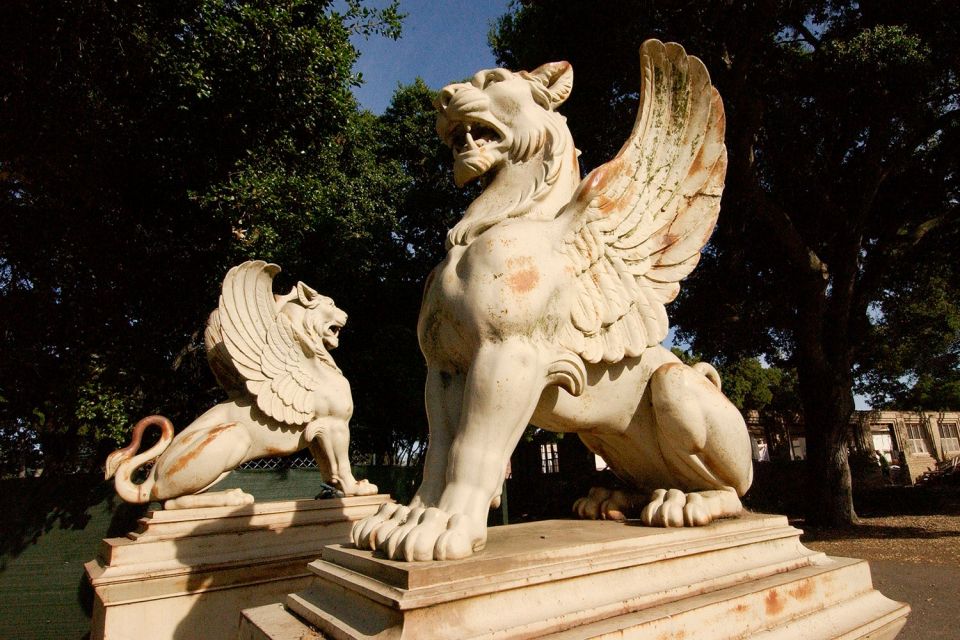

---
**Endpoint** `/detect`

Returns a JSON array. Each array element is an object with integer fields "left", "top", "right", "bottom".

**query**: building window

[
  {"left": 752, "top": 437, "right": 770, "bottom": 461},
  {"left": 790, "top": 437, "right": 806, "bottom": 460},
  {"left": 939, "top": 423, "right": 960, "bottom": 454},
  {"left": 905, "top": 423, "right": 928, "bottom": 455},
  {"left": 540, "top": 442, "right": 559, "bottom": 474},
  {"left": 872, "top": 430, "right": 894, "bottom": 459}
]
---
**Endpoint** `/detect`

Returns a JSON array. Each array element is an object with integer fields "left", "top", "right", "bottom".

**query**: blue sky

[{"left": 350, "top": 0, "right": 511, "bottom": 114}]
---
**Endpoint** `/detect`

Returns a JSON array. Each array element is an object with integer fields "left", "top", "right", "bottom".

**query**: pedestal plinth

[
  {"left": 239, "top": 513, "right": 908, "bottom": 639},
  {"left": 85, "top": 494, "right": 391, "bottom": 640}
]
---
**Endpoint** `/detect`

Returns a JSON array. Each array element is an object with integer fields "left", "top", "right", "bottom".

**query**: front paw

[
  {"left": 352, "top": 502, "right": 406, "bottom": 549},
  {"left": 348, "top": 478, "right": 378, "bottom": 496},
  {"left": 380, "top": 507, "right": 484, "bottom": 561}
]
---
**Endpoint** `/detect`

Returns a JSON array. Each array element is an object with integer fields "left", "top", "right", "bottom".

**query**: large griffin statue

[
  {"left": 105, "top": 260, "right": 377, "bottom": 509},
  {"left": 353, "top": 40, "right": 752, "bottom": 561}
]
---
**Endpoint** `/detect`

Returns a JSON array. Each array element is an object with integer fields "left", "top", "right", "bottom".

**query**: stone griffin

[
  {"left": 105, "top": 260, "right": 377, "bottom": 509},
  {"left": 353, "top": 40, "right": 752, "bottom": 561}
]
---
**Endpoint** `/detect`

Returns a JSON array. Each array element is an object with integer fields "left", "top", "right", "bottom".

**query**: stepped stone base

[
  {"left": 238, "top": 514, "right": 908, "bottom": 640},
  {"left": 85, "top": 495, "right": 391, "bottom": 640}
]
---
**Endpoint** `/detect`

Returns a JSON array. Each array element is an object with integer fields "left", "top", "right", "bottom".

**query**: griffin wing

[
  {"left": 216, "top": 260, "right": 318, "bottom": 425},
  {"left": 558, "top": 40, "right": 727, "bottom": 364},
  {"left": 204, "top": 308, "right": 246, "bottom": 398}
]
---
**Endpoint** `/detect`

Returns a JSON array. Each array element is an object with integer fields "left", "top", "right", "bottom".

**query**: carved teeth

[{"left": 453, "top": 122, "right": 499, "bottom": 154}]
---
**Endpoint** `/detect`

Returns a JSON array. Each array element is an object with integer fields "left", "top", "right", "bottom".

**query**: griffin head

[{"left": 435, "top": 61, "right": 573, "bottom": 187}]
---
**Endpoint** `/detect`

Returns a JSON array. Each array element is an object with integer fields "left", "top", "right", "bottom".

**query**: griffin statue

[
  {"left": 105, "top": 260, "right": 377, "bottom": 509},
  {"left": 353, "top": 40, "right": 752, "bottom": 561}
]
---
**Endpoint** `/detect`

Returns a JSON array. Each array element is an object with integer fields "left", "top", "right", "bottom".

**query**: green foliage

[
  {"left": 345, "top": 79, "right": 478, "bottom": 465},
  {"left": 720, "top": 359, "right": 800, "bottom": 415},
  {"left": 492, "top": 0, "right": 960, "bottom": 524},
  {"left": 858, "top": 263, "right": 960, "bottom": 410},
  {"left": 380, "top": 79, "right": 479, "bottom": 278},
  {"left": 0, "top": 0, "right": 403, "bottom": 473}
]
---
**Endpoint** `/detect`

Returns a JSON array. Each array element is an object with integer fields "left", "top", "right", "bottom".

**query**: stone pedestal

[
  {"left": 238, "top": 514, "right": 908, "bottom": 639},
  {"left": 86, "top": 494, "right": 391, "bottom": 640}
]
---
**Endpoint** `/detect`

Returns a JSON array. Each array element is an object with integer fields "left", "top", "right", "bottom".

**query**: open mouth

[
  {"left": 327, "top": 324, "right": 342, "bottom": 338},
  {"left": 449, "top": 122, "right": 502, "bottom": 155}
]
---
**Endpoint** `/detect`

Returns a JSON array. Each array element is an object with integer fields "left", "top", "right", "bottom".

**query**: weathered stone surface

[
  {"left": 244, "top": 515, "right": 909, "bottom": 639},
  {"left": 353, "top": 39, "right": 751, "bottom": 562},
  {"left": 104, "top": 260, "right": 376, "bottom": 510},
  {"left": 85, "top": 495, "right": 390, "bottom": 640}
]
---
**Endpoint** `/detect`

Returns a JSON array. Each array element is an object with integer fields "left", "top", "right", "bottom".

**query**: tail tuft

[{"left": 104, "top": 449, "right": 125, "bottom": 480}]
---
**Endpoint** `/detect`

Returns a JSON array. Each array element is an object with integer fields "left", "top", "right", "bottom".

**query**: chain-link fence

[{"left": 237, "top": 451, "right": 316, "bottom": 471}]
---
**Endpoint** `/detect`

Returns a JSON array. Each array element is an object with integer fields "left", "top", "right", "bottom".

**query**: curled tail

[
  {"left": 692, "top": 362, "right": 722, "bottom": 390},
  {"left": 105, "top": 415, "right": 175, "bottom": 503}
]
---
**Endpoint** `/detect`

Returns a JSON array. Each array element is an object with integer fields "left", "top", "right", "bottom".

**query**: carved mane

[{"left": 447, "top": 110, "right": 576, "bottom": 249}]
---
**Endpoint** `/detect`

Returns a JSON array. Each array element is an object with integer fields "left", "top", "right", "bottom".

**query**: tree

[
  {"left": 492, "top": 0, "right": 960, "bottom": 525},
  {"left": 857, "top": 257, "right": 960, "bottom": 411},
  {"left": 0, "top": 0, "right": 402, "bottom": 473},
  {"left": 346, "top": 79, "right": 481, "bottom": 466}
]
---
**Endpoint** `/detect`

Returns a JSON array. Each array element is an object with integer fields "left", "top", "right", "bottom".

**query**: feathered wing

[
  {"left": 204, "top": 309, "right": 246, "bottom": 398},
  {"left": 558, "top": 40, "right": 727, "bottom": 364},
  {"left": 215, "top": 260, "right": 318, "bottom": 425}
]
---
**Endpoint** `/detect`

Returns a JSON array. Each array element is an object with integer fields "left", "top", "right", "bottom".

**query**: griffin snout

[{"left": 435, "top": 84, "right": 505, "bottom": 150}]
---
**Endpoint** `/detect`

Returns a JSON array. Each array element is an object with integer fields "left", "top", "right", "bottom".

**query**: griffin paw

[
  {"left": 573, "top": 487, "right": 640, "bottom": 521},
  {"left": 378, "top": 507, "right": 484, "bottom": 561}
]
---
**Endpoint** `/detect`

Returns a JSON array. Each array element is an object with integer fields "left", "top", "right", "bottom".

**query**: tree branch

[
  {"left": 746, "top": 174, "right": 830, "bottom": 281},
  {"left": 792, "top": 22, "right": 821, "bottom": 50}
]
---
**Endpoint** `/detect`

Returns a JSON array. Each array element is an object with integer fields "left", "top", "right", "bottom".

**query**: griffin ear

[
  {"left": 296, "top": 281, "right": 320, "bottom": 307},
  {"left": 527, "top": 61, "right": 573, "bottom": 109}
]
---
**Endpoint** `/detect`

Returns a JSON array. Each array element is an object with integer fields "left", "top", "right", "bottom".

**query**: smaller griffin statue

[{"left": 105, "top": 260, "right": 377, "bottom": 509}]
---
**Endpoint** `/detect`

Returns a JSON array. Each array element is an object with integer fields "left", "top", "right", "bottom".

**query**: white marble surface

[
  {"left": 105, "top": 260, "right": 376, "bottom": 510},
  {"left": 354, "top": 39, "right": 752, "bottom": 562},
  {"left": 86, "top": 495, "right": 390, "bottom": 640}
]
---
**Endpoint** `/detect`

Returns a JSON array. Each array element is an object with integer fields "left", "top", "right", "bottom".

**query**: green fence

[{"left": 0, "top": 467, "right": 417, "bottom": 640}]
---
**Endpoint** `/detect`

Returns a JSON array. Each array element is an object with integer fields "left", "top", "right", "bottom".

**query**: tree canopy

[
  {"left": 492, "top": 0, "right": 960, "bottom": 524},
  {"left": 0, "top": 0, "right": 405, "bottom": 474}
]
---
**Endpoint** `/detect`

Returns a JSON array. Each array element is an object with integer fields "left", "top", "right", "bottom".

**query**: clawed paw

[
  {"left": 573, "top": 487, "right": 639, "bottom": 521},
  {"left": 640, "top": 488, "right": 741, "bottom": 527},
  {"left": 351, "top": 504, "right": 483, "bottom": 561},
  {"left": 348, "top": 478, "right": 379, "bottom": 496}
]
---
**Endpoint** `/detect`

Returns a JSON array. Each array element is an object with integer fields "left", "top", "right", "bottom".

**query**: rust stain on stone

[
  {"left": 788, "top": 579, "right": 814, "bottom": 600},
  {"left": 579, "top": 159, "right": 622, "bottom": 203},
  {"left": 660, "top": 231, "right": 679, "bottom": 251},
  {"left": 167, "top": 423, "right": 236, "bottom": 476},
  {"left": 732, "top": 603, "right": 749, "bottom": 615},
  {"left": 597, "top": 194, "right": 616, "bottom": 215},
  {"left": 505, "top": 256, "right": 539, "bottom": 294},
  {"left": 765, "top": 589, "right": 784, "bottom": 616}
]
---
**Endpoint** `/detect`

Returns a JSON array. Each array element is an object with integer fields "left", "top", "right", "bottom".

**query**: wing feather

[
  {"left": 249, "top": 313, "right": 322, "bottom": 425},
  {"left": 560, "top": 40, "right": 726, "bottom": 363},
  {"left": 204, "top": 309, "right": 246, "bottom": 397},
  {"left": 214, "top": 260, "right": 326, "bottom": 426}
]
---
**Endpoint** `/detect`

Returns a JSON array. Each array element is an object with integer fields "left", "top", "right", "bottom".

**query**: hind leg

[
  {"left": 641, "top": 362, "right": 753, "bottom": 527},
  {"left": 153, "top": 422, "right": 255, "bottom": 509}
]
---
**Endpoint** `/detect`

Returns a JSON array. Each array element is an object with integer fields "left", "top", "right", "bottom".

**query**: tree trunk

[{"left": 798, "top": 362, "right": 858, "bottom": 526}]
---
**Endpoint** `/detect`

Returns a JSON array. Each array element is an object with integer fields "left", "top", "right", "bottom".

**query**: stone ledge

[
  {"left": 86, "top": 495, "right": 391, "bottom": 640},
  {"left": 241, "top": 514, "right": 909, "bottom": 640}
]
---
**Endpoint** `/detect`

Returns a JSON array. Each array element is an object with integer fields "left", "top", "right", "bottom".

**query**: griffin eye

[{"left": 482, "top": 70, "right": 509, "bottom": 89}]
